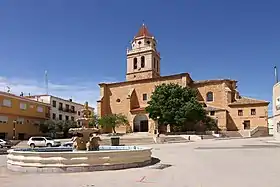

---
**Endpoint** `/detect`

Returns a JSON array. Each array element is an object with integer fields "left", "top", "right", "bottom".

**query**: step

[{"left": 158, "top": 136, "right": 191, "bottom": 144}]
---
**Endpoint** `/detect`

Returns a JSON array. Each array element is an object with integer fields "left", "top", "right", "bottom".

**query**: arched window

[
  {"left": 133, "top": 58, "right": 137, "bottom": 69},
  {"left": 153, "top": 58, "right": 156, "bottom": 69},
  {"left": 141, "top": 56, "right": 145, "bottom": 68},
  {"left": 206, "top": 92, "right": 214, "bottom": 102}
]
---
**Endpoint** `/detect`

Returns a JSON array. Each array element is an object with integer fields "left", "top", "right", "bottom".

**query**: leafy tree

[
  {"left": 98, "top": 114, "right": 129, "bottom": 134},
  {"left": 88, "top": 112, "right": 98, "bottom": 128},
  {"left": 58, "top": 120, "right": 78, "bottom": 137},
  {"left": 39, "top": 120, "right": 60, "bottom": 137},
  {"left": 202, "top": 116, "right": 219, "bottom": 131},
  {"left": 39, "top": 119, "right": 78, "bottom": 138},
  {"left": 146, "top": 83, "right": 206, "bottom": 130}
]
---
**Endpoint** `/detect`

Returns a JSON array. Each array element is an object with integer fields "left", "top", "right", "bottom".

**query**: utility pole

[{"left": 45, "top": 70, "right": 49, "bottom": 95}]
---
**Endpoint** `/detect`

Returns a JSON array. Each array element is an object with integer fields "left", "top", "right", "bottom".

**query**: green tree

[
  {"left": 98, "top": 114, "right": 129, "bottom": 134},
  {"left": 146, "top": 83, "right": 206, "bottom": 131},
  {"left": 39, "top": 120, "right": 78, "bottom": 138},
  {"left": 88, "top": 112, "right": 98, "bottom": 128},
  {"left": 39, "top": 120, "right": 60, "bottom": 137},
  {"left": 202, "top": 116, "right": 219, "bottom": 131},
  {"left": 58, "top": 120, "right": 78, "bottom": 137}
]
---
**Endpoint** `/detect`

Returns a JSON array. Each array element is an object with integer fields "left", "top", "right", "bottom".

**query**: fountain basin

[{"left": 7, "top": 146, "right": 152, "bottom": 173}]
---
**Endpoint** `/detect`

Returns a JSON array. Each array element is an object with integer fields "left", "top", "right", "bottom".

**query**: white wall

[
  {"left": 28, "top": 95, "right": 94, "bottom": 123},
  {"left": 273, "top": 82, "right": 280, "bottom": 140}
]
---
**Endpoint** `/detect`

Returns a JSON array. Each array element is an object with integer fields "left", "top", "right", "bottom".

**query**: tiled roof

[
  {"left": 26, "top": 94, "right": 94, "bottom": 109},
  {"left": 205, "top": 105, "right": 226, "bottom": 111},
  {"left": 193, "top": 79, "right": 237, "bottom": 84},
  {"left": 99, "top": 72, "right": 192, "bottom": 86},
  {"left": 0, "top": 91, "right": 50, "bottom": 106},
  {"left": 135, "top": 24, "right": 153, "bottom": 38},
  {"left": 229, "top": 97, "right": 269, "bottom": 106},
  {"left": 130, "top": 107, "right": 146, "bottom": 112}
]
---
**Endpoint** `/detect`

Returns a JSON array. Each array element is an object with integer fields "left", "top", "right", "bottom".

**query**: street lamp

[
  {"left": 13, "top": 120, "right": 17, "bottom": 140},
  {"left": 155, "top": 116, "right": 160, "bottom": 137}
]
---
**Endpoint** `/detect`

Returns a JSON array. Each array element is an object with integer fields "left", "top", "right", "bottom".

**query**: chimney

[{"left": 275, "top": 66, "right": 278, "bottom": 84}]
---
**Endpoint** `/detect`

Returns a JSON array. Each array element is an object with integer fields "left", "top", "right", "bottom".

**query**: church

[{"left": 97, "top": 24, "right": 269, "bottom": 135}]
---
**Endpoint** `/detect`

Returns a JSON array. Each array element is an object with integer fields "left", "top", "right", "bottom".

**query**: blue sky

[{"left": 0, "top": 0, "right": 279, "bottom": 113}]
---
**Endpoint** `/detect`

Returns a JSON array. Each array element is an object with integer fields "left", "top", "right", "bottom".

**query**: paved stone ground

[{"left": 1, "top": 137, "right": 279, "bottom": 187}]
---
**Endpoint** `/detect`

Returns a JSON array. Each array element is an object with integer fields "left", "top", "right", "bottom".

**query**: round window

[
  {"left": 116, "top": 99, "right": 121, "bottom": 103},
  {"left": 138, "top": 41, "right": 142, "bottom": 45},
  {"left": 147, "top": 41, "right": 150, "bottom": 44}
]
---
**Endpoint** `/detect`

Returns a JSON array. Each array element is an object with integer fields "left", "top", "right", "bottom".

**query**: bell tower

[{"left": 126, "top": 24, "right": 161, "bottom": 81}]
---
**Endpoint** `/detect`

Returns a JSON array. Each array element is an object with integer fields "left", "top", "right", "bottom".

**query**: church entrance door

[
  {"left": 133, "top": 114, "right": 149, "bottom": 132},
  {"left": 140, "top": 120, "right": 149, "bottom": 132}
]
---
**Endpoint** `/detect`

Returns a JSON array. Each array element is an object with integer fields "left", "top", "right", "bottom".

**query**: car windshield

[{"left": 45, "top": 137, "right": 53, "bottom": 140}]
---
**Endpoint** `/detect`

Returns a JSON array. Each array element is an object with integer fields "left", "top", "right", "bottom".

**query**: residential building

[
  {"left": 0, "top": 91, "right": 50, "bottom": 140},
  {"left": 26, "top": 95, "right": 94, "bottom": 125},
  {"left": 97, "top": 24, "right": 269, "bottom": 135},
  {"left": 272, "top": 79, "right": 280, "bottom": 140}
]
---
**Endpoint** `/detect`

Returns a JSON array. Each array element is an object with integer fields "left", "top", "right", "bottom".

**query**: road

[
  {"left": 1, "top": 137, "right": 280, "bottom": 187},
  {"left": 0, "top": 155, "right": 6, "bottom": 166}
]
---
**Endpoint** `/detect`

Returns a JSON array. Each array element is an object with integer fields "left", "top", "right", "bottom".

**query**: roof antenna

[
  {"left": 6, "top": 86, "right": 10, "bottom": 93},
  {"left": 45, "top": 70, "right": 49, "bottom": 95}
]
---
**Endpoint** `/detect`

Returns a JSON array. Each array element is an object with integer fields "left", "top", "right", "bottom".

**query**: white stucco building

[
  {"left": 26, "top": 95, "right": 94, "bottom": 125},
  {"left": 272, "top": 81, "right": 280, "bottom": 140},
  {"left": 268, "top": 117, "right": 273, "bottom": 135}
]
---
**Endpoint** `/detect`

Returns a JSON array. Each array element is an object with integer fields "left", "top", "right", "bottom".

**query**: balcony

[
  {"left": 64, "top": 108, "right": 70, "bottom": 112},
  {"left": 62, "top": 108, "right": 76, "bottom": 113}
]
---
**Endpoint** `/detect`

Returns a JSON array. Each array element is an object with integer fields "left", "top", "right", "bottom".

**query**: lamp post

[
  {"left": 156, "top": 116, "right": 160, "bottom": 137},
  {"left": 13, "top": 120, "right": 17, "bottom": 140}
]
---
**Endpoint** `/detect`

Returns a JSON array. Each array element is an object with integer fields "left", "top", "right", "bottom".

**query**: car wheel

[
  {"left": 47, "top": 143, "right": 52, "bottom": 147},
  {"left": 30, "top": 144, "right": 35, "bottom": 149}
]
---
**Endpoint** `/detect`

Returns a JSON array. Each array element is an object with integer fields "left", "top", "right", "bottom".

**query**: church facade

[{"left": 97, "top": 24, "right": 269, "bottom": 134}]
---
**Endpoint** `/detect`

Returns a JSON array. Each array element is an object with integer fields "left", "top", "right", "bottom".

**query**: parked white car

[
  {"left": 27, "top": 137, "right": 61, "bottom": 148},
  {"left": 0, "top": 139, "right": 12, "bottom": 148}
]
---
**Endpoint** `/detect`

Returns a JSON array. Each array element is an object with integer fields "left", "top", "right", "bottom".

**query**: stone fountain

[
  {"left": 68, "top": 101, "right": 99, "bottom": 142},
  {"left": 6, "top": 101, "right": 153, "bottom": 173},
  {"left": 7, "top": 146, "right": 152, "bottom": 173}
]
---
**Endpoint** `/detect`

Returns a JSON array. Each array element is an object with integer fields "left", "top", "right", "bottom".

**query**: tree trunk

[{"left": 113, "top": 127, "right": 116, "bottom": 134}]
